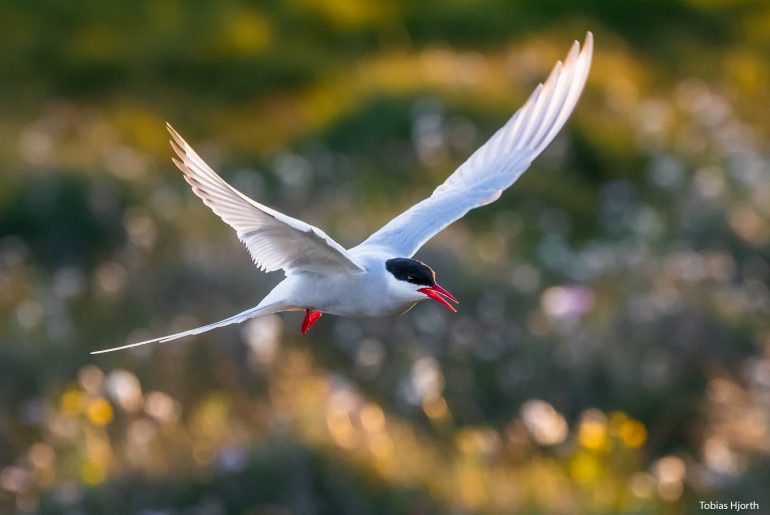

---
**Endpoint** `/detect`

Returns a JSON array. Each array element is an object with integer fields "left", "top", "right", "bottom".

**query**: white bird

[{"left": 92, "top": 32, "right": 593, "bottom": 354}]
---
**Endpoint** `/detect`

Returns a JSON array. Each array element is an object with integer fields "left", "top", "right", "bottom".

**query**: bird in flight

[{"left": 92, "top": 33, "right": 593, "bottom": 354}]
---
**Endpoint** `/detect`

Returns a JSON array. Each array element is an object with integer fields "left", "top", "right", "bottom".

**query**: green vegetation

[{"left": 1, "top": 1, "right": 769, "bottom": 513}]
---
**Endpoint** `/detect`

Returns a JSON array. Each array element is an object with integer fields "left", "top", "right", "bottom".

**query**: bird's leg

[{"left": 301, "top": 309, "right": 323, "bottom": 335}]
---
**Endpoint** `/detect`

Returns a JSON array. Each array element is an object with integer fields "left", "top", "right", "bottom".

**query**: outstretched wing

[
  {"left": 167, "top": 124, "right": 364, "bottom": 274},
  {"left": 352, "top": 32, "right": 593, "bottom": 258}
]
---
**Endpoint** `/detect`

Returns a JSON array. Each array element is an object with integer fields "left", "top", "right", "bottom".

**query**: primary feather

[
  {"left": 168, "top": 124, "right": 364, "bottom": 274},
  {"left": 352, "top": 32, "right": 593, "bottom": 258}
]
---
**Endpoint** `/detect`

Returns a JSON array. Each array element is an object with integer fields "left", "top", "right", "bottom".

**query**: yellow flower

[
  {"left": 60, "top": 389, "right": 85, "bottom": 416},
  {"left": 619, "top": 419, "right": 647, "bottom": 448},
  {"left": 86, "top": 399, "right": 113, "bottom": 426},
  {"left": 578, "top": 419, "right": 607, "bottom": 451}
]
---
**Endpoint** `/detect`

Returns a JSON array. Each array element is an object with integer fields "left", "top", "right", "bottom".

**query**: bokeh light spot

[{"left": 86, "top": 399, "right": 113, "bottom": 426}]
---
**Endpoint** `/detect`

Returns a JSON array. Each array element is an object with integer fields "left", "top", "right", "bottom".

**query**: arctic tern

[{"left": 92, "top": 32, "right": 593, "bottom": 354}]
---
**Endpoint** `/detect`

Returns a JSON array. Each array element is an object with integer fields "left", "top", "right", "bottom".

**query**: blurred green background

[{"left": 1, "top": 0, "right": 769, "bottom": 513}]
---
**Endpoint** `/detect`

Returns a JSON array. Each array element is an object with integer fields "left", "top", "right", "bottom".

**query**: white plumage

[
  {"left": 354, "top": 33, "right": 592, "bottom": 258},
  {"left": 92, "top": 32, "right": 593, "bottom": 354},
  {"left": 168, "top": 125, "right": 365, "bottom": 274}
]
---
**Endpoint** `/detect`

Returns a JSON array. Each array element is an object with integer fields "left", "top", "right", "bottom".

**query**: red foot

[{"left": 301, "top": 309, "right": 323, "bottom": 335}]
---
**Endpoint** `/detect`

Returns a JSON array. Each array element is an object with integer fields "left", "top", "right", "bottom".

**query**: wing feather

[
  {"left": 352, "top": 33, "right": 593, "bottom": 258},
  {"left": 167, "top": 124, "right": 364, "bottom": 274}
]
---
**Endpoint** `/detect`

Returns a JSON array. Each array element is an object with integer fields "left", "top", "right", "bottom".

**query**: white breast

[{"left": 280, "top": 253, "right": 422, "bottom": 318}]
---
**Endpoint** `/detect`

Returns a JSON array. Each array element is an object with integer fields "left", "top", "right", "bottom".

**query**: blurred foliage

[{"left": 1, "top": 0, "right": 770, "bottom": 514}]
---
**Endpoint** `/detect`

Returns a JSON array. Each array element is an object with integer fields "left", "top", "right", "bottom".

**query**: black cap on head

[{"left": 385, "top": 258, "right": 436, "bottom": 287}]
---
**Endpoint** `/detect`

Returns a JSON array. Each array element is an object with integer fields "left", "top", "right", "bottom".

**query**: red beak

[{"left": 418, "top": 283, "right": 459, "bottom": 312}]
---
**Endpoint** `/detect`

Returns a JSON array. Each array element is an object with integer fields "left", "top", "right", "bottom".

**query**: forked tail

[{"left": 91, "top": 303, "right": 286, "bottom": 354}]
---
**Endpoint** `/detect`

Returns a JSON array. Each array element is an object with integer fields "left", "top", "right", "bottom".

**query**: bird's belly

[
  {"left": 290, "top": 274, "right": 414, "bottom": 318},
  {"left": 313, "top": 290, "right": 415, "bottom": 318},
  {"left": 324, "top": 299, "right": 417, "bottom": 318}
]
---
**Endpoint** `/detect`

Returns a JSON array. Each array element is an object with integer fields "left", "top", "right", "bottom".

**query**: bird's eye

[{"left": 407, "top": 275, "right": 415, "bottom": 282}]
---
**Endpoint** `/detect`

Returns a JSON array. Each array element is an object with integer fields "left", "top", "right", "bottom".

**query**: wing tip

[
  {"left": 166, "top": 124, "right": 188, "bottom": 154},
  {"left": 569, "top": 39, "right": 580, "bottom": 57},
  {"left": 170, "top": 140, "right": 186, "bottom": 160},
  {"left": 583, "top": 31, "right": 594, "bottom": 57}
]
